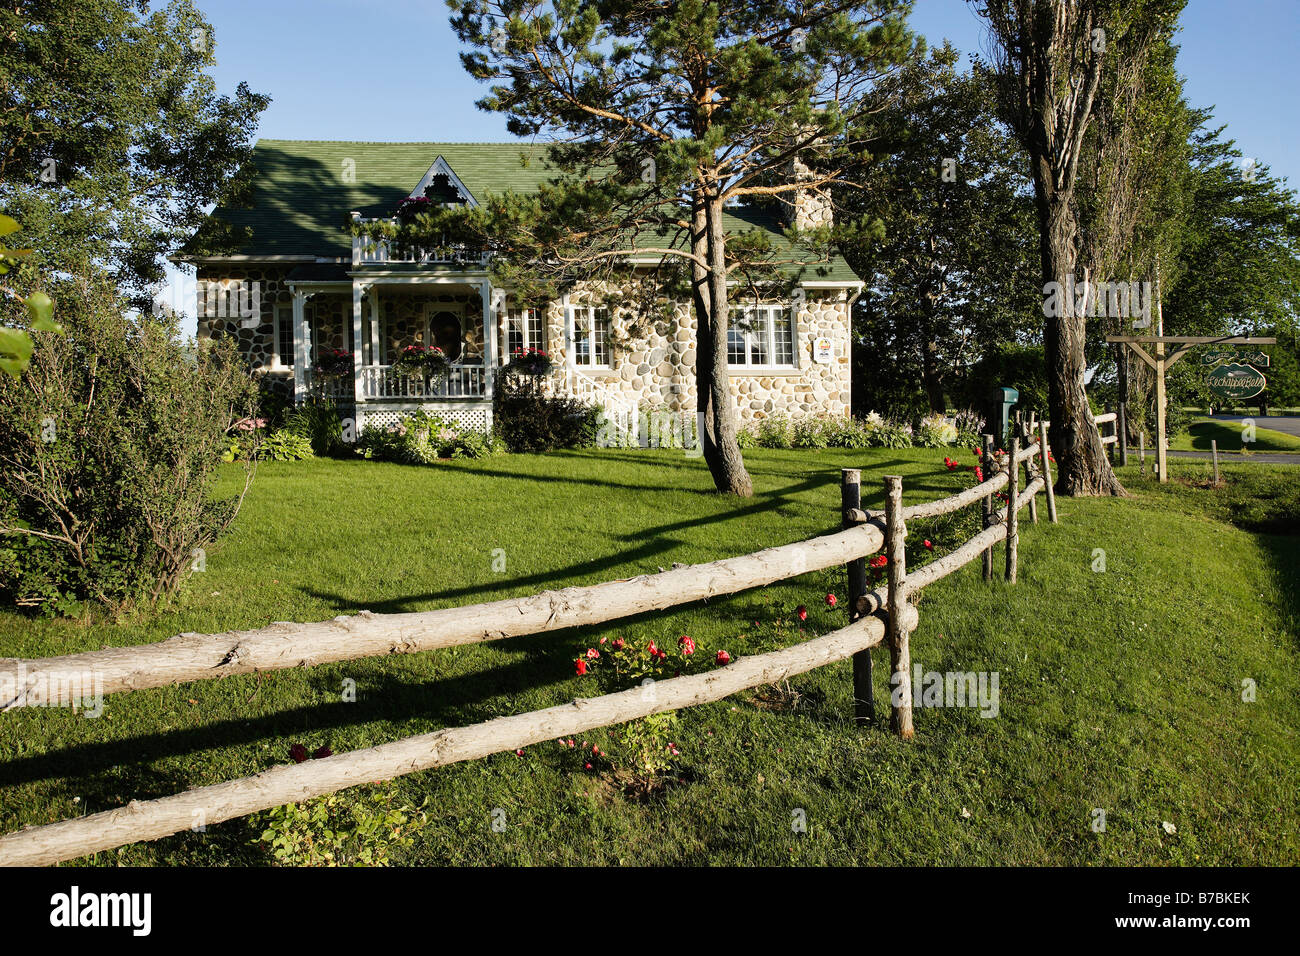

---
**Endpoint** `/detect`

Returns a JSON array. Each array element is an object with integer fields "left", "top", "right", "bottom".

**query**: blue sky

[
  {"left": 197, "top": 0, "right": 1299, "bottom": 185},
  {"left": 167, "top": 0, "right": 1299, "bottom": 330}
]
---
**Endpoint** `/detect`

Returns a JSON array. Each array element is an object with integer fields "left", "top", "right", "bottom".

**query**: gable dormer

[{"left": 410, "top": 155, "right": 476, "bottom": 206}]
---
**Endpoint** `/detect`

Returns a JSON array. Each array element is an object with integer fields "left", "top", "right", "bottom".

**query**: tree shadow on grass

[{"left": 0, "top": 642, "right": 582, "bottom": 790}]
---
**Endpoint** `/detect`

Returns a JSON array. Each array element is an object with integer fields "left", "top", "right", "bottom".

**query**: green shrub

[
  {"left": 0, "top": 275, "right": 257, "bottom": 613},
  {"left": 494, "top": 373, "right": 597, "bottom": 452},
  {"left": 755, "top": 414, "right": 793, "bottom": 449},
  {"left": 914, "top": 414, "right": 958, "bottom": 448},
  {"left": 258, "top": 428, "right": 315, "bottom": 462},
  {"left": 283, "top": 399, "right": 349, "bottom": 456},
  {"left": 357, "top": 410, "right": 495, "bottom": 463},
  {"left": 791, "top": 417, "right": 829, "bottom": 448},
  {"left": 821, "top": 416, "right": 872, "bottom": 449},
  {"left": 252, "top": 785, "right": 431, "bottom": 867}
]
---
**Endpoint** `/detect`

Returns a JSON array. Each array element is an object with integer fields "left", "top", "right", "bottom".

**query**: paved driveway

[{"left": 1207, "top": 414, "right": 1300, "bottom": 438}]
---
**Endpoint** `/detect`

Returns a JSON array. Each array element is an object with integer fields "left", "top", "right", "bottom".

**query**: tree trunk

[
  {"left": 692, "top": 191, "right": 753, "bottom": 496},
  {"left": 1040, "top": 194, "right": 1125, "bottom": 496}
]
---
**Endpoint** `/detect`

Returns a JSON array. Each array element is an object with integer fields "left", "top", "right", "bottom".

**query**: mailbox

[{"left": 992, "top": 386, "right": 1019, "bottom": 443}]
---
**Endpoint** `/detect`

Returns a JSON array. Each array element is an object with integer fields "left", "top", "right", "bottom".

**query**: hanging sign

[
  {"left": 1207, "top": 362, "right": 1267, "bottom": 401},
  {"left": 1200, "top": 347, "right": 1270, "bottom": 367},
  {"left": 812, "top": 336, "right": 833, "bottom": 364}
]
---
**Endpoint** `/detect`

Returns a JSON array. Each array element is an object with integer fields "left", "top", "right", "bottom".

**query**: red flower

[
  {"left": 647, "top": 641, "right": 659, "bottom": 657},
  {"left": 678, "top": 635, "right": 696, "bottom": 655},
  {"left": 870, "top": 554, "right": 887, "bottom": 569},
  {"left": 924, "top": 539, "right": 933, "bottom": 550},
  {"left": 716, "top": 650, "right": 731, "bottom": 665},
  {"left": 312, "top": 746, "right": 332, "bottom": 759},
  {"left": 974, "top": 466, "right": 984, "bottom": 482},
  {"left": 797, "top": 605, "right": 808, "bottom": 622},
  {"left": 289, "top": 743, "right": 308, "bottom": 764},
  {"left": 574, "top": 658, "right": 588, "bottom": 675},
  {"left": 586, "top": 647, "right": 600, "bottom": 660},
  {"left": 825, "top": 593, "right": 837, "bottom": 607},
  {"left": 585, "top": 762, "right": 593, "bottom": 770},
  {"left": 515, "top": 749, "right": 524, "bottom": 756},
  {"left": 611, "top": 638, "right": 625, "bottom": 651}
]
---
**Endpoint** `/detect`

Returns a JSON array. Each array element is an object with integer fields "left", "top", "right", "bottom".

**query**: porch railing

[
  {"left": 351, "top": 219, "right": 488, "bottom": 266},
  {"left": 359, "top": 364, "right": 488, "bottom": 400}
]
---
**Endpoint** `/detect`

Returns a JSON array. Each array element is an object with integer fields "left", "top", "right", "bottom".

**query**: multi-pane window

[
  {"left": 273, "top": 303, "right": 295, "bottom": 369},
  {"left": 571, "top": 306, "right": 610, "bottom": 367},
  {"left": 728, "top": 306, "right": 795, "bottom": 368},
  {"left": 507, "top": 307, "right": 545, "bottom": 356}
]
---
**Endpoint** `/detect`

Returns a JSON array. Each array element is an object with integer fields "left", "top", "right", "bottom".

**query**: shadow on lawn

[
  {"left": 0, "top": 643, "right": 579, "bottom": 790},
  {"left": 299, "top": 467, "right": 879, "bottom": 613}
]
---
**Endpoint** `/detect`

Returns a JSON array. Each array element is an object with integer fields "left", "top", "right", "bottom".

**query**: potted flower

[
  {"left": 312, "top": 348, "right": 352, "bottom": 381},
  {"left": 506, "top": 346, "right": 552, "bottom": 377},
  {"left": 395, "top": 196, "right": 433, "bottom": 226},
  {"left": 392, "top": 344, "right": 450, "bottom": 383}
]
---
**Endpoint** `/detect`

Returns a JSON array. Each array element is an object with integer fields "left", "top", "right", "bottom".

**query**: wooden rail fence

[{"left": 0, "top": 427, "right": 1070, "bottom": 867}]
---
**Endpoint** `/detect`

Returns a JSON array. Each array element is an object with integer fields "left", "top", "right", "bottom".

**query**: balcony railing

[{"left": 351, "top": 218, "right": 488, "bottom": 266}]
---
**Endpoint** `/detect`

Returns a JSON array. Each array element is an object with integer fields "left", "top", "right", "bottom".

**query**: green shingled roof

[{"left": 193, "top": 139, "right": 861, "bottom": 282}]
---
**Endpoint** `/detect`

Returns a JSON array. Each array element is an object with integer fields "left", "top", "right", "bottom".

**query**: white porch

[{"left": 287, "top": 270, "right": 499, "bottom": 432}]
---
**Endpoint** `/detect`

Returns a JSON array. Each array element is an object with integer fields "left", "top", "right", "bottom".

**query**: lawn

[
  {"left": 1171, "top": 417, "right": 1300, "bottom": 453},
  {"left": 1, "top": 448, "right": 1297, "bottom": 866}
]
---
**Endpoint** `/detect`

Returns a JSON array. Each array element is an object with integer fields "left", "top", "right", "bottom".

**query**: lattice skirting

[{"left": 357, "top": 403, "right": 493, "bottom": 434}]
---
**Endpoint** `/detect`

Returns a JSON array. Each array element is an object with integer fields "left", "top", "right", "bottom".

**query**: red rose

[
  {"left": 923, "top": 539, "right": 933, "bottom": 550},
  {"left": 574, "top": 659, "right": 588, "bottom": 675},
  {"left": 611, "top": 638, "right": 625, "bottom": 651},
  {"left": 825, "top": 593, "right": 837, "bottom": 607},
  {"left": 797, "top": 605, "right": 808, "bottom": 622},
  {"left": 586, "top": 648, "right": 600, "bottom": 660},
  {"left": 647, "top": 641, "right": 659, "bottom": 656},
  {"left": 678, "top": 635, "right": 696, "bottom": 655},
  {"left": 312, "top": 746, "right": 332, "bottom": 759},
  {"left": 289, "top": 743, "right": 308, "bottom": 764},
  {"left": 716, "top": 650, "right": 731, "bottom": 665}
]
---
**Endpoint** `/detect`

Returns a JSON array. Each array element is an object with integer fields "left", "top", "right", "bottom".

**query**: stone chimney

[{"left": 779, "top": 135, "right": 833, "bottom": 231}]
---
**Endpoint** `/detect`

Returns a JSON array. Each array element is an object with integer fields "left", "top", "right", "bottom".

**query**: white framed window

[
  {"left": 272, "top": 303, "right": 296, "bottom": 370},
  {"left": 506, "top": 307, "right": 545, "bottom": 356},
  {"left": 728, "top": 306, "right": 795, "bottom": 369},
  {"left": 569, "top": 305, "right": 610, "bottom": 368}
]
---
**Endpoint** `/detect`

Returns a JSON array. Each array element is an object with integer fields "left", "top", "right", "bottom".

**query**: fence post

[
  {"left": 842, "top": 468, "right": 873, "bottom": 724},
  {"left": 1118, "top": 401, "right": 1129, "bottom": 466},
  {"left": 1038, "top": 419, "right": 1058, "bottom": 524},
  {"left": 1211, "top": 439, "right": 1220, "bottom": 486},
  {"left": 981, "top": 433, "right": 994, "bottom": 582},
  {"left": 883, "top": 474, "right": 913, "bottom": 739},
  {"left": 1005, "top": 436, "right": 1019, "bottom": 584},
  {"left": 1023, "top": 416, "right": 1038, "bottom": 525}
]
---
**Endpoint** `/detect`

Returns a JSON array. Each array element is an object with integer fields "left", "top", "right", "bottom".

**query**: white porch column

[
  {"left": 352, "top": 281, "right": 366, "bottom": 406},
  {"left": 291, "top": 289, "right": 307, "bottom": 403},
  {"left": 368, "top": 294, "right": 381, "bottom": 366},
  {"left": 482, "top": 278, "right": 497, "bottom": 400}
]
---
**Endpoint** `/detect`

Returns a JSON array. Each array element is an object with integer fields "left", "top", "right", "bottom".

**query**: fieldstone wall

[
  {"left": 505, "top": 280, "right": 852, "bottom": 422},
  {"left": 199, "top": 266, "right": 851, "bottom": 421}
]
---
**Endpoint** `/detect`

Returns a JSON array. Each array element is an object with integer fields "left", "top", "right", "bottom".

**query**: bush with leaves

[
  {"left": 283, "top": 398, "right": 350, "bottom": 456},
  {"left": 493, "top": 372, "right": 597, "bottom": 452},
  {"left": 0, "top": 275, "right": 257, "bottom": 613},
  {"left": 252, "top": 785, "right": 431, "bottom": 867},
  {"left": 357, "top": 409, "right": 495, "bottom": 463}
]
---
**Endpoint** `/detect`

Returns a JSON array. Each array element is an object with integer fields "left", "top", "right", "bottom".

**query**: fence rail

[{"left": 0, "top": 424, "right": 1066, "bottom": 867}]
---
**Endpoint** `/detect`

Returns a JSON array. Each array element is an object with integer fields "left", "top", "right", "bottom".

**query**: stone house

[{"left": 175, "top": 141, "right": 862, "bottom": 435}]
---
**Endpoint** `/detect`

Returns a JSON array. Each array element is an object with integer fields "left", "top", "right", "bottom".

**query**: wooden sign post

[{"left": 1105, "top": 333, "right": 1276, "bottom": 483}]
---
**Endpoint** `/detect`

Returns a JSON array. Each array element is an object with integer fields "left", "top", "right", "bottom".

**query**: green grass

[
  {"left": 1171, "top": 417, "right": 1300, "bottom": 454},
  {"left": 1, "top": 449, "right": 1297, "bottom": 866}
]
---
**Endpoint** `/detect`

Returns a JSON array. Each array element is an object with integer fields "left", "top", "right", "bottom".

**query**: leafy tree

[
  {"left": 838, "top": 43, "right": 1038, "bottom": 417},
  {"left": 369, "top": 0, "right": 916, "bottom": 496},
  {"left": 976, "top": 0, "right": 1183, "bottom": 496},
  {"left": 0, "top": 0, "right": 269, "bottom": 308}
]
